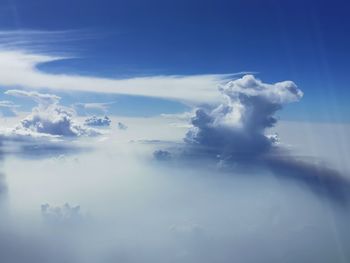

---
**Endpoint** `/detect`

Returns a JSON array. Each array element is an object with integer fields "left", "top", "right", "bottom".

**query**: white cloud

[
  {"left": 84, "top": 116, "right": 111, "bottom": 127},
  {"left": 0, "top": 100, "right": 19, "bottom": 116},
  {"left": 19, "top": 106, "right": 98, "bottom": 137},
  {"left": 0, "top": 30, "right": 257, "bottom": 104},
  {"left": 0, "top": 100, "right": 20, "bottom": 108},
  {"left": 4, "top": 89, "right": 100, "bottom": 138},
  {"left": 185, "top": 75, "right": 303, "bottom": 159},
  {"left": 5, "top": 89, "right": 60, "bottom": 106},
  {"left": 0, "top": 29, "right": 96, "bottom": 50},
  {"left": 3, "top": 30, "right": 350, "bottom": 263},
  {"left": 117, "top": 122, "right": 128, "bottom": 130},
  {"left": 2, "top": 113, "right": 350, "bottom": 263},
  {"left": 0, "top": 49, "right": 233, "bottom": 104}
]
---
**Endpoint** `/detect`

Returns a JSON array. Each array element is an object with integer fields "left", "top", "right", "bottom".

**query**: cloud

[
  {"left": 0, "top": 100, "right": 19, "bottom": 116},
  {"left": 0, "top": 89, "right": 97, "bottom": 158},
  {"left": 117, "top": 122, "right": 128, "bottom": 130},
  {"left": 85, "top": 116, "right": 111, "bottom": 127},
  {"left": 161, "top": 111, "right": 193, "bottom": 122},
  {"left": 0, "top": 30, "right": 258, "bottom": 104},
  {"left": 0, "top": 100, "right": 19, "bottom": 108},
  {"left": 19, "top": 108, "right": 93, "bottom": 137},
  {"left": 185, "top": 75, "right": 303, "bottom": 159},
  {"left": 153, "top": 150, "right": 172, "bottom": 161},
  {"left": 41, "top": 203, "right": 84, "bottom": 226},
  {"left": 5, "top": 89, "right": 100, "bottom": 137},
  {"left": 5, "top": 89, "right": 60, "bottom": 106},
  {"left": 150, "top": 75, "right": 350, "bottom": 205},
  {"left": 0, "top": 89, "right": 105, "bottom": 159},
  {"left": 0, "top": 29, "right": 96, "bottom": 51},
  {"left": 73, "top": 102, "right": 114, "bottom": 116},
  {"left": 0, "top": 49, "right": 234, "bottom": 104}
]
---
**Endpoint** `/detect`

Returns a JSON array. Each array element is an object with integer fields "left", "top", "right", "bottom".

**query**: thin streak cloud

[
  {"left": 0, "top": 29, "right": 256, "bottom": 104},
  {"left": 0, "top": 49, "right": 228, "bottom": 104}
]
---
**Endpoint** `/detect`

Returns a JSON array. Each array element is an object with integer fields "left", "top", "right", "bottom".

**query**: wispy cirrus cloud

[
  {"left": 0, "top": 30, "right": 256, "bottom": 104},
  {"left": 0, "top": 100, "right": 19, "bottom": 116},
  {"left": 0, "top": 49, "right": 227, "bottom": 104},
  {"left": 5, "top": 89, "right": 60, "bottom": 106},
  {"left": 0, "top": 29, "right": 99, "bottom": 52},
  {"left": 73, "top": 102, "right": 114, "bottom": 114}
]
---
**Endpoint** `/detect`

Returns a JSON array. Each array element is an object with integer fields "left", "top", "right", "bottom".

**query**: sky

[
  {"left": 0, "top": 1, "right": 350, "bottom": 262},
  {"left": 0, "top": 0, "right": 349, "bottom": 120}
]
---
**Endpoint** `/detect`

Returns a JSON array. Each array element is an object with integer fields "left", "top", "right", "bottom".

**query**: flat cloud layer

[{"left": 2, "top": 121, "right": 350, "bottom": 263}]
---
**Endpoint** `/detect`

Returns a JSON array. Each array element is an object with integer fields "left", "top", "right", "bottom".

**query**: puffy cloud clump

[
  {"left": 185, "top": 75, "right": 303, "bottom": 159},
  {"left": 84, "top": 115, "right": 111, "bottom": 127},
  {"left": 20, "top": 106, "right": 98, "bottom": 136},
  {"left": 4, "top": 90, "right": 99, "bottom": 137}
]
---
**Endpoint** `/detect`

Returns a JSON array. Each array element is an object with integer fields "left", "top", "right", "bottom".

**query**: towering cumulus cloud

[
  {"left": 5, "top": 90, "right": 98, "bottom": 137},
  {"left": 185, "top": 75, "right": 303, "bottom": 159}
]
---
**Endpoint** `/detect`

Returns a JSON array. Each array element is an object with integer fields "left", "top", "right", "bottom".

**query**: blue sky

[{"left": 0, "top": 0, "right": 349, "bottom": 121}]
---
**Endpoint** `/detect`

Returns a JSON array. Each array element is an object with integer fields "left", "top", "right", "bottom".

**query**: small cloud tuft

[
  {"left": 85, "top": 115, "right": 111, "bottom": 127},
  {"left": 117, "top": 122, "right": 128, "bottom": 130}
]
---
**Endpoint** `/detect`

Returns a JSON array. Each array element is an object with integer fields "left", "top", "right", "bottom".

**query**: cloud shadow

[{"left": 263, "top": 154, "right": 350, "bottom": 206}]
